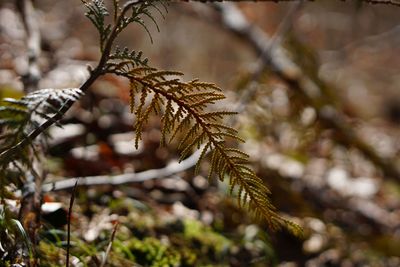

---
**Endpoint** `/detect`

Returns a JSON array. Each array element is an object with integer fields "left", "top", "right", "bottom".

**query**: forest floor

[{"left": 1, "top": 0, "right": 400, "bottom": 266}]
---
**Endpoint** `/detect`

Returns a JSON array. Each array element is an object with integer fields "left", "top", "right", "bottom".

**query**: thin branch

[
  {"left": 360, "top": 0, "right": 400, "bottom": 5},
  {"left": 16, "top": 0, "right": 41, "bottom": 93},
  {"left": 42, "top": 147, "right": 204, "bottom": 192},
  {"left": 185, "top": 0, "right": 400, "bottom": 7},
  {"left": 66, "top": 179, "right": 79, "bottom": 267},
  {"left": 100, "top": 222, "right": 119, "bottom": 267}
]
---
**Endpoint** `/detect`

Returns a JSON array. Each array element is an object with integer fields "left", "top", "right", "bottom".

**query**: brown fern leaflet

[{"left": 109, "top": 66, "right": 299, "bottom": 233}]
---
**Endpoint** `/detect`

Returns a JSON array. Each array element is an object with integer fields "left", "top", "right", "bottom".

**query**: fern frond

[
  {"left": 23, "top": 88, "right": 83, "bottom": 110},
  {"left": 78, "top": 0, "right": 299, "bottom": 234},
  {"left": 117, "top": 0, "right": 167, "bottom": 42},
  {"left": 113, "top": 67, "right": 293, "bottom": 230},
  {"left": 0, "top": 88, "right": 83, "bottom": 152},
  {"left": 108, "top": 46, "right": 149, "bottom": 68},
  {"left": 82, "top": 0, "right": 112, "bottom": 51}
]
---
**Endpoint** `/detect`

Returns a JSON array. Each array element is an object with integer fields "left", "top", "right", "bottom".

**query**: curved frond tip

[{"left": 113, "top": 66, "right": 300, "bottom": 233}]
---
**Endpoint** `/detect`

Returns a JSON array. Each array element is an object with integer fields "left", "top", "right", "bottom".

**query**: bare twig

[
  {"left": 42, "top": 148, "right": 203, "bottom": 192},
  {"left": 66, "top": 179, "right": 79, "bottom": 267},
  {"left": 360, "top": 0, "right": 400, "bottom": 6},
  {"left": 16, "top": 0, "right": 41, "bottom": 93}
]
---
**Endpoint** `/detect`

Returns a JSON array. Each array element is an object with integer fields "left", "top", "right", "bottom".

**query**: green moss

[
  {"left": 183, "top": 219, "right": 231, "bottom": 256},
  {"left": 125, "top": 237, "right": 181, "bottom": 267},
  {"left": 37, "top": 241, "right": 66, "bottom": 267},
  {"left": 34, "top": 199, "right": 273, "bottom": 266}
]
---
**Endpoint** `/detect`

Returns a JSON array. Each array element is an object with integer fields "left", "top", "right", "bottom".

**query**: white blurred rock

[
  {"left": 349, "top": 177, "right": 379, "bottom": 198},
  {"left": 326, "top": 167, "right": 349, "bottom": 192},
  {"left": 327, "top": 168, "right": 379, "bottom": 198},
  {"left": 307, "top": 217, "right": 326, "bottom": 232},
  {"left": 70, "top": 145, "right": 99, "bottom": 160},
  {"left": 48, "top": 124, "right": 85, "bottom": 145},
  {"left": 264, "top": 154, "right": 304, "bottom": 179},
  {"left": 301, "top": 107, "right": 316, "bottom": 126},
  {"left": 172, "top": 202, "right": 199, "bottom": 220},
  {"left": 303, "top": 233, "right": 326, "bottom": 254},
  {"left": 109, "top": 132, "right": 143, "bottom": 156},
  {"left": 41, "top": 202, "right": 63, "bottom": 213}
]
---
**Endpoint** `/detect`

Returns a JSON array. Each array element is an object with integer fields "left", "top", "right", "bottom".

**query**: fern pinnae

[
  {"left": 158, "top": 79, "right": 181, "bottom": 89},
  {"left": 108, "top": 61, "right": 133, "bottom": 73},
  {"left": 177, "top": 123, "right": 199, "bottom": 150},
  {"left": 82, "top": 0, "right": 111, "bottom": 51},
  {"left": 212, "top": 132, "right": 245, "bottom": 143},
  {"left": 142, "top": 9, "right": 161, "bottom": 32},
  {"left": 226, "top": 156, "right": 249, "bottom": 165},
  {"left": 113, "top": 51, "right": 295, "bottom": 231},
  {"left": 189, "top": 80, "right": 222, "bottom": 92},
  {"left": 0, "top": 106, "right": 27, "bottom": 117},
  {"left": 136, "top": 19, "right": 154, "bottom": 43},
  {"left": 217, "top": 159, "right": 228, "bottom": 181},
  {"left": 168, "top": 112, "right": 191, "bottom": 144},
  {"left": 179, "top": 131, "right": 207, "bottom": 160},
  {"left": 128, "top": 66, "right": 156, "bottom": 77},
  {"left": 144, "top": 70, "right": 183, "bottom": 82},
  {"left": 152, "top": 5, "right": 167, "bottom": 21},
  {"left": 109, "top": 48, "right": 149, "bottom": 70},
  {"left": 180, "top": 91, "right": 221, "bottom": 100},
  {"left": 224, "top": 148, "right": 250, "bottom": 158},
  {"left": 152, "top": 93, "right": 164, "bottom": 115},
  {"left": 129, "top": 85, "right": 135, "bottom": 113},
  {"left": 134, "top": 95, "right": 156, "bottom": 145},
  {"left": 212, "top": 143, "right": 280, "bottom": 227},
  {"left": 1, "top": 98, "right": 28, "bottom": 107},
  {"left": 133, "top": 88, "right": 149, "bottom": 148},
  {"left": 207, "top": 123, "right": 237, "bottom": 134},
  {"left": 194, "top": 143, "right": 211, "bottom": 175},
  {"left": 201, "top": 111, "right": 237, "bottom": 121},
  {"left": 207, "top": 149, "right": 219, "bottom": 181},
  {"left": 160, "top": 99, "right": 173, "bottom": 145},
  {"left": 135, "top": 85, "right": 148, "bottom": 117},
  {"left": 190, "top": 95, "right": 226, "bottom": 110},
  {"left": 169, "top": 105, "right": 184, "bottom": 128}
]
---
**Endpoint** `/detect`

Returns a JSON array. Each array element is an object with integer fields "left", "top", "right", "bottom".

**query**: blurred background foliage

[{"left": 1, "top": 0, "right": 400, "bottom": 266}]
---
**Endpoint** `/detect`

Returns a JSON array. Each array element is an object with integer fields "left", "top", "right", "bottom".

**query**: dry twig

[
  {"left": 42, "top": 148, "right": 203, "bottom": 192},
  {"left": 100, "top": 222, "right": 119, "bottom": 267},
  {"left": 66, "top": 179, "right": 79, "bottom": 267},
  {"left": 16, "top": 0, "right": 41, "bottom": 93}
]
